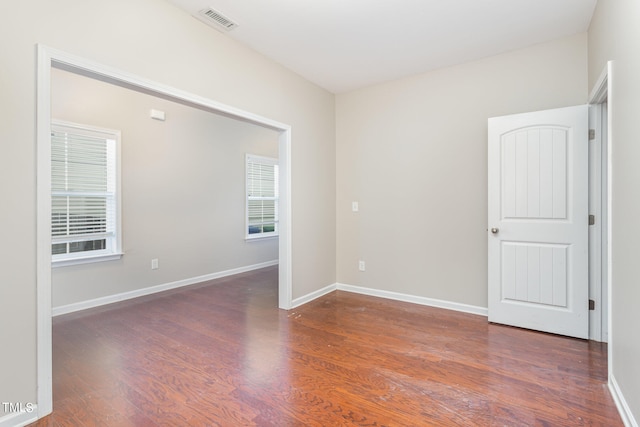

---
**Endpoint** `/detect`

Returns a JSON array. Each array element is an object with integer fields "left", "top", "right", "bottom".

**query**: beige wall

[
  {"left": 336, "top": 33, "right": 588, "bottom": 308},
  {"left": 51, "top": 68, "right": 279, "bottom": 308},
  {"left": 589, "top": 0, "right": 640, "bottom": 422},
  {"left": 0, "top": 0, "right": 335, "bottom": 412}
]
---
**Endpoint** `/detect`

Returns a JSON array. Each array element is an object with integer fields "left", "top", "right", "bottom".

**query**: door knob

[{"left": 491, "top": 228, "right": 499, "bottom": 234}]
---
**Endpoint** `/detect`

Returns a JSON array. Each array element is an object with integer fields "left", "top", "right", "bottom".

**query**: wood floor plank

[{"left": 29, "top": 266, "right": 622, "bottom": 426}]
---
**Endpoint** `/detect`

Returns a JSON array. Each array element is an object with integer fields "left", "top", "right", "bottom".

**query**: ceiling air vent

[{"left": 195, "top": 7, "right": 238, "bottom": 32}]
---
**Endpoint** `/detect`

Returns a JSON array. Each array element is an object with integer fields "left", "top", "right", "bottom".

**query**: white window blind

[
  {"left": 51, "top": 121, "right": 121, "bottom": 264},
  {"left": 246, "top": 154, "right": 279, "bottom": 239}
]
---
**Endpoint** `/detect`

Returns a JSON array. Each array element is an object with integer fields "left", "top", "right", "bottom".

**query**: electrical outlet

[
  {"left": 352, "top": 201, "right": 359, "bottom": 212},
  {"left": 151, "top": 258, "right": 159, "bottom": 270},
  {"left": 358, "top": 260, "right": 365, "bottom": 271}
]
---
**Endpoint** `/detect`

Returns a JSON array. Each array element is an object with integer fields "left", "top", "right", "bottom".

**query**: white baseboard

[
  {"left": 291, "top": 283, "right": 337, "bottom": 308},
  {"left": 336, "top": 283, "right": 488, "bottom": 317},
  {"left": 0, "top": 405, "right": 38, "bottom": 427},
  {"left": 609, "top": 374, "right": 639, "bottom": 427},
  {"left": 291, "top": 281, "right": 487, "bottom": 317},
  {"left": 52, "top": 260, "right": 278, "bottom": 316}
]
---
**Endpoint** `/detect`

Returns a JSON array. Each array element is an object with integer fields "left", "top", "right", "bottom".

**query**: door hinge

[
  {"left": 589, "top": 129, "right": 596, "bottom": 140},
  {"left": 589, "top": 299, "right": 595, "bottom": 310},
  {"left": 589, "top": 214, "right": 596, "bottom": 226}
]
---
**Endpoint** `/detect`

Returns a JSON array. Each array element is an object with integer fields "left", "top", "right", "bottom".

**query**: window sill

[
  {"left": 52, "top": 252, "right": 123, "bottom": 268},
  {"left": 245, "top": 234, "right": 279, "bottom": 242}
]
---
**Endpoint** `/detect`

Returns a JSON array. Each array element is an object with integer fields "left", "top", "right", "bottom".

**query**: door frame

[
  {"left": 588, "top": 62, "right": 612, "bottom": 344},
  {"left": 35, "top": 44, "right": 294, "bottom": 418}
]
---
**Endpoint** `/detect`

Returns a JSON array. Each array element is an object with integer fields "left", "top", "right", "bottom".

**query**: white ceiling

[{"left": 165, "top": 0, "right": 598, "bottom": 94}]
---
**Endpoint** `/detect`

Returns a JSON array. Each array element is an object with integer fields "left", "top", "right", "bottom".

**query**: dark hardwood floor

[{"left": 30, "top": 266, "right": 621, "bottom": 426}]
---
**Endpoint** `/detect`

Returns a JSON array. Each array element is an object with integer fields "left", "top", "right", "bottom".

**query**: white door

[{"left": 488, "top": 105, "right": 589, "bottom": 339}]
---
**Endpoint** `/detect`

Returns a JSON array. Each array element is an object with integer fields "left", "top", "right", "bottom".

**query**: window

[
  {"left": 51, "top": 121, "right": 121, "bottom": 266},
  {"left": 246, "top": 154, "right": 279, "bottom": 239}
]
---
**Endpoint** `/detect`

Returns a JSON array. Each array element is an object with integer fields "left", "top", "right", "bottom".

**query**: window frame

[
  {"left": 245, "top": 154, "right": 279, "bottom": 241},
  {"left": 51, "top": 120, "right": 123, "bottom": 267}
]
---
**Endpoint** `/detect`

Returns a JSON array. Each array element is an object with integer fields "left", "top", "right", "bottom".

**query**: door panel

[
  {"left": 504, "top": 128, "right": 568, "bottom": 219},
  {"left": 488, "top": 105, "right": 588, "bottom": 339},
  {"left": 502, "top": 243, "right": 568, "bottom": 307}
]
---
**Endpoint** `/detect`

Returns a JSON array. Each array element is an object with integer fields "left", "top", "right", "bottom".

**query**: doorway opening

[
  {"left": 49, "top": 67, "right": 281, "bottom": 314},
  {"left": 487, "top": 62, "right": 612, "bottom": 344},
  {"left": 36, "top": 45, "right": 293, "bottom": 418}
]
